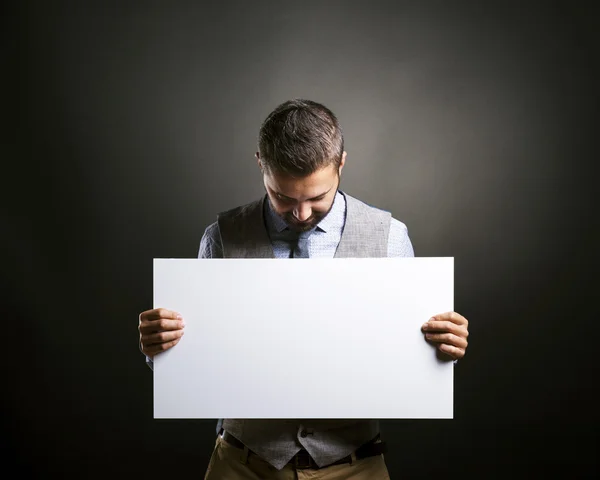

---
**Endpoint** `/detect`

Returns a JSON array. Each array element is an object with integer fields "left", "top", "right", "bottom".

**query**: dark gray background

[{"left": 5, "top": 0, "right": 597, "bottom": 477}]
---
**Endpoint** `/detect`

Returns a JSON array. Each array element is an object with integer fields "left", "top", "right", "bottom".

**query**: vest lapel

[
  {"left": 217, "top": 195, "right": 275, "bottom": 258},
  {"left": 334, "top": 191, "right": 390, "bottom": 258}
]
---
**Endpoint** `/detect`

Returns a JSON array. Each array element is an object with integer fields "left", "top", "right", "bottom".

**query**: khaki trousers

[{"left": 203, "top": 433, "right": 391, "bottom": 480}]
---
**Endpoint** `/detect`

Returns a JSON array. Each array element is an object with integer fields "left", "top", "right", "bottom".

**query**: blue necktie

[{"left": 292, "top": 230, "right": 311, "bottom": 258}]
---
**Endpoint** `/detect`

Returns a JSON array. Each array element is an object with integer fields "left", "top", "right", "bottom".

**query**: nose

[{"left": 293, "top": 203, "right": 312, "bottom": 222}]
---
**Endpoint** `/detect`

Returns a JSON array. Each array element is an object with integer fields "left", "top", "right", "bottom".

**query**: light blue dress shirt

[{"left": 199, "top": 190, "right": 414, "bottom": 259}]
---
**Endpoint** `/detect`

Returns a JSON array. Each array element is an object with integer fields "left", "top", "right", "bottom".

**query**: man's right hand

[{"left": 139, "top": 308, "right": 185, "bottom": 359}]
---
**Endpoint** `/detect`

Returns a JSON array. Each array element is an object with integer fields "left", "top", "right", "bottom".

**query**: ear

[
  {"left": 256, "top": 152, "right": 263, "bottom": 171},
  {"left": 338, "top": 151, "right": 347, "bottom": 175}
]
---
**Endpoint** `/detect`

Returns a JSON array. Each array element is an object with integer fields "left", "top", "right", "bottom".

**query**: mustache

[{"left": 285, "top": 212, "right": 324, "bottom": 223}]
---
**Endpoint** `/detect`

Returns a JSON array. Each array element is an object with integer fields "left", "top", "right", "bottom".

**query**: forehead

[{"left": 264, "top": 165, "right": 338, "bottom": 200}]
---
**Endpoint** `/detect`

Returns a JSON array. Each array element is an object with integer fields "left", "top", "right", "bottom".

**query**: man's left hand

[{"left": 421, "top": 312, "right": 469, "bottom": 360}]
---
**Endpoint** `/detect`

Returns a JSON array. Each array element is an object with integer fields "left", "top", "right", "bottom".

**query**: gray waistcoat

[{"left": 216, "top": 191, "right": 391, "bottom": 470}]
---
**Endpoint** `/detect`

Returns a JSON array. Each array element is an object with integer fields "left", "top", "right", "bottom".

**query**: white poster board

[{"left": 153, "top": 257, "right": 454, "bottom": 419}]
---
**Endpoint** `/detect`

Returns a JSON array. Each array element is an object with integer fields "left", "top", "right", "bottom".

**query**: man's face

[{"left": 259, "top": 153, "right": 346, "bottom": 233}]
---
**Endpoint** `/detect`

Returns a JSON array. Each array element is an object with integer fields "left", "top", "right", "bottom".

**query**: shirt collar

[
  {"left": 264, "top": 190, "right": 345, "bottom": 234},
  {"left": 314, "top": 190, "right": 344, "bottom": 233}
]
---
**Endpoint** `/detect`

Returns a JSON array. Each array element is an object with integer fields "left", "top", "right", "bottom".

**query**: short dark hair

[{"left": 258, "top": 99, "right": 344, "bottom": 176}]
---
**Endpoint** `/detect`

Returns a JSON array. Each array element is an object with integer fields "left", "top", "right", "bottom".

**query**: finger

[
  {"left": 437, "top": 343, "right": 465, "bottom": 360},
  {"left": 422, "top": 320, "right": 467, "bottom": 338},
  {"left": 139, "top": 318, "right": 185, "bottom": 334},
  {"left": 424, "top": 332, "right": 468, "bottom": 349},
  {"left": 140, "top": 308, "right": 182, "bottom": 322},
  {"left": 143, "top": 329, "right": 185, "bottom": 346},
  {"left": 429, "top": 312, "right": 468, "bottom": 327},
  {"left": 143, "top": 337, "right": 182, "bottom": 357}
]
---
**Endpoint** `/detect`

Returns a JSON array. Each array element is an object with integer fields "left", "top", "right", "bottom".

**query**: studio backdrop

[{"left": 5, "top": 1, "right": 596, "bottom": 477}]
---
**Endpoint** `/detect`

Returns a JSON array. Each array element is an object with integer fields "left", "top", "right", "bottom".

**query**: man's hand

[
  {"left": 139, "top": 308, "right": 185, "bottom": 359},
  {"left": 421, "top": 311, "right": 469, "bottom": 360}
]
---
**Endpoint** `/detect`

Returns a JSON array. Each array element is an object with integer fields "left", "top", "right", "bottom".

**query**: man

[{"left": 138, "top": 99, "right": 469, "bottom": 479}]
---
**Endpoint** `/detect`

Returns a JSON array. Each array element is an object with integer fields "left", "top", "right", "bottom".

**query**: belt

[{"left": 219, "top": 428, "right": 387, "bottom": 470}]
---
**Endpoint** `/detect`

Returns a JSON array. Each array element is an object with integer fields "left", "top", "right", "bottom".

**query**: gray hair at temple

[{"left": 257, "top": 99, "right": 344, "bottom": 177}]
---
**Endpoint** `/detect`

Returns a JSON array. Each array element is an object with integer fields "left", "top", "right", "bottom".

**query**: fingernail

[
  {"left": 425, "top": 333, "right": 432, "bottom": 338},
  {"left": 176, "top": 314, "right": 182, "bottom": 320},
  {"left": 422, "top": 323, "right": 428, "bottom": 330},
  {"left": 181, "top": 321, "right": 186, "bottom": 328},
  {"left": 429, "top": 317, "right": 436, "bottom": 322}
]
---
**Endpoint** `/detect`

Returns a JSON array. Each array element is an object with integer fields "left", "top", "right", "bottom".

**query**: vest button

[{"left": 300, "top": 430, "right": 307, "bottom": 438}]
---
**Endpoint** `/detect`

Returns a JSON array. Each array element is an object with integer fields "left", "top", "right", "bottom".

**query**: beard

[{"left": 283, "top": 209, "right": 330, "bottom": 232}]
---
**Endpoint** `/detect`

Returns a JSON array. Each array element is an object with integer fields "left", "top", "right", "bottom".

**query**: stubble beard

[{"left": 283, "top": 180, "right": 339, "bottom": 233}]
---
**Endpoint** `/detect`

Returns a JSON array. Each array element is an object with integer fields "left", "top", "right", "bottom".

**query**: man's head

[{"left": 256, "top": 99, "right": 346, "bottom": 232}]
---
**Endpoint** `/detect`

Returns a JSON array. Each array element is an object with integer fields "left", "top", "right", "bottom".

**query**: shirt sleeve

[
  {"left": 198, "top": 222, "right": 224, "bottom": 259},
  {"left": 387, "top": 217, "right": 415, "bottom": 258},
  {"left": 197, "top": 223, "right": 226, "bottom": 434},
  {"left": 144, "top": 346, "right": 154, "bottom": 370},
  {"left": 145, "top": 356, "right": 153, "bottom": 370}
]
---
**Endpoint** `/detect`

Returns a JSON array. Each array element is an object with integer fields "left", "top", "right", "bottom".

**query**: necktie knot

[{"left": 292, "top": 229, "right": 314, "bottom": 258}]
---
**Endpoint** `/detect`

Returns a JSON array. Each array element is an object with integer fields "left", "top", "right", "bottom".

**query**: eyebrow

[{"left": 275, "top": 185, "right": 334, "bottom": 202}]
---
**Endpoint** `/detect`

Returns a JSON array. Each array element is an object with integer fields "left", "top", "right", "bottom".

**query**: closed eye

[
  {"left": 275, "top": 192, "right": 328, "bottom": 203},
  {"left": 277, "top": 195, "right": 296, "bottom": 203}
]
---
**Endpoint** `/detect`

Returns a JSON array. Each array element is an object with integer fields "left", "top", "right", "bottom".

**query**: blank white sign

[{"left": 153, "top": 257, "right": 454, "bottom": 419}]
